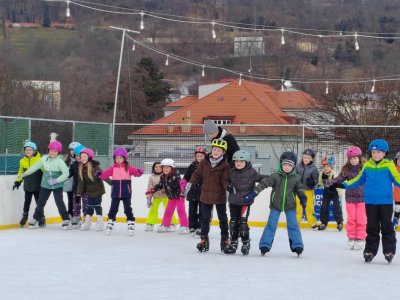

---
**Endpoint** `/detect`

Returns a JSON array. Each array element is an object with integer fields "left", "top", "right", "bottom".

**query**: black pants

[
  {"left": 66, "top": 191, "right": 74, "bottom": 216},
  {"left": 23, "top": 191, "right": 40, "bottom": 213},
  {"left": 229, "top": 204, "right": 251, "bottom": 242},
  {"left": 320, "top": 192, "right": 343, "bottom": 224},
  {"left": 365, "top": 204, "right": 396, "bottom": 255},
  {"left": 188, "top": 201, "right": 202, "bottom": 230},
  {"left": 201, "top": 203, "right": 228, "bottom": 237},
  {"left": 86, "top": 196, "right": 103, "bottom": 217},
  {"left": 107, "top": 198, "right": 134, "bottom": 221},
  {"left": 33, "top": 187, "right": 69, "bottom": 221}
]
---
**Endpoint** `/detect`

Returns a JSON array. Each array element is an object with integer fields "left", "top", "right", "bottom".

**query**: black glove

[
  {"left": 305, "top": 178, "right": 315, "bottom": 189},
  {"left": 227, "top": 184, "right": 236, "bottom": 194},
  {"left": 299, "top": 196, "right": 307, "bottom": 209},
  {"left": 243, "top": 190, "right": 258, "bottom": 204},
  {"left": 336, "top": 183, "right": 345, "bottom": 189},
  {"left": 13, "top": 181, "right": 21, "bottom": 190}
]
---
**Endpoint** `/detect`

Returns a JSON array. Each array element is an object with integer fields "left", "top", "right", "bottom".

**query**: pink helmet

[
  {"left": 113, "top": 147, "right": 128, "bottom": 158},
  {"left": 80, "top": 148, "right": 95, "bottom": 160},
  {"left": 48, "top": 140, "right": 62, "bottom": 153},
  {"left": 347, "top": 146, "right": 362, "bottom": 158}
]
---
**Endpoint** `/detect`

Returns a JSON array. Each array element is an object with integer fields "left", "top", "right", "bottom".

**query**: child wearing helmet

[
  {"left": 21, "top": 140, "right": 71, "bottom": 229},
  {"left": 144, "top": 162, "right": 179, "bottom": 231},
  {"left": 317, "top": 156, "right": 343, "bottom": 231},
  {"left": 13, "top": 141, "right": 43, "bottom": 227},
  {"left": 98, "top": 147, "right": 144, "bottom": 236},
  {"left": 186, "top": 138, "right": 230, "bottom": 252},
  {"left": 343, "top": 139, "right": 400, "bottom": 263},
  {"left": 328, "top": 146, "right": 366, "bottom": 250},
  {"left": 63, "top": 142, "right": 82, "bottom": 219},
  {"left": 223, "top": 150, "right": 268, "bottom": 255},
  {"left": 244, "top": 151, "right": 306, "bottom": 257},
  {"left": 181, "top": 146, "right": 207, "bottom": 236},
  {"left": 295, "top": 148, "right": 319, "bottom": 229},
  {"left": 76, "top": 148, "right": 107, "bottom": 232},
  {"left": 393, "top": 151, "right": 400, "bottom": 230},
  {"left": 146, "top": 158, "right": 189, "bottom": 233}
]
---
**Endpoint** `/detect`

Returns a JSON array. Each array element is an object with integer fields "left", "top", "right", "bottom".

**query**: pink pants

[
  {"left": 346, "top": 202, "right": 366, "bottom": 240},
  {"left": 162, "top": 197, "right": 188, "bottom": 227}
]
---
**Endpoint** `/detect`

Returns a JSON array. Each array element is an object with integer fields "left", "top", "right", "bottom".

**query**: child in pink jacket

[{"left": 99, "top": 147, "right": 143, "bottom": 236}]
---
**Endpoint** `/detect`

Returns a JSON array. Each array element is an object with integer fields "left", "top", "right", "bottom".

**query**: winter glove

[
  {"left": 299, "top": 196, "right": 307, "bottom": 209},
  {"left": 305, "top": 177, "right": 315, "bottom": 189},
  {"left": 137, "top": 168, "right": 144, "bottom": 176},
  {"left": 226, "top": 184, "right": 236, "bottom": 194},
  {"left": 13, "top": 181, "right": 21, "bottom": 190},
  {"left": 243, "top": 190, "right": 258, "bottom": 204},
  {"left": 146, "top": 195, "right": 152, "bottom": 208},
  {"left": 94, "top": 171, "right": 102, "bottom": 178},
  {"left": 145, "top": 189, "right": 154, "bottom": 196},
  {"left": 184, "top": 182, "right": 192, "bottom": 197},
  {"left": 180, "top": 178, "right": 188, "bottom": 192},
  {"left": 47, "top": 178, "right": 58, "bottom": 186}
]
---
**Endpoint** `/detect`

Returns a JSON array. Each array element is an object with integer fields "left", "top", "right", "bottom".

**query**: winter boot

[
  {"left": 364, "top": 252, "right": 375, "bottom": 263},
  {"left": 260, "top": 247, "right": 270, "bottom": 256},
  {"left": 80, "top": 215, "right": 92, "bottom": 231},
  {"left": 241, "top": 241, "right": 251, "bottom": 256},
  {"left": 106, "top": 219, "right": 114, "bottom": 235},
  {"left": 337, "top": 223, "right": 343, "bottom": 231},
  {"left": 29, "top": 219, "right": 39, "bottom": 229},
  {"left": 293, "top": 247, "right": 303, "bottom": 257},
  {"left": 20, "top": 212, "right": 29, "bottom": 227},
  {"left": 95, "top": 215, "right": 105, "bottom": 231},
  {"left": 62, "top": 219, "right": 72, "bottom": 230},
  {"left": 197, "top": 235, "right": 209, "bottom": 252},
  {"left": 384, "top": 252, "right": 394, "bottom": 264},
  {"left": 220, "top": 236, "right": 230, "bottom": 252},
  {"left": 145, "top": 224, "right": 154, "bottom": 232},
  {"left": 392, "top": 217, "right": 399, "bottom": 230},
  {"left": 318, "top": 223, "right": 327, "bottom": 231},
  {"left": 223, "top": 240, "right": 238, "bottom": 255},
  {"left": 127, "top": 221, "right": 135, "bottom": 236}
]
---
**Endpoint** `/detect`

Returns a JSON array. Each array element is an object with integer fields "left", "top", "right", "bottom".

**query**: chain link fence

[{"left": 2, "top": 115, "right": 400, "bottom": 175}]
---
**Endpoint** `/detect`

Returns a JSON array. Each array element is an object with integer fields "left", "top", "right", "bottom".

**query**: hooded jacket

[
  {"left": 295, "top": 160, "right": 319, "bottom": 190},
  {"left": 152, "top": 169, "right": 181, "bottom": 200},
  {"left": 330, "top": 164, "right": 364, "bottom": 203},
  {"left": 76, "top": 160, "right": 105, "bottom": 198},
  {"left": 147, "top": 173, "right": 168, "bottom": 199},
  {"left": 16, "top": 152, "right": 42, "bottom": 192},
  {"left": 183, "top": 161, "right": 203, "bottom": 202}
]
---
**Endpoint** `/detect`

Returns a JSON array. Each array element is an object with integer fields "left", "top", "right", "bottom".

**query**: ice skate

[
  {"left": 223, "top": 240, "right": 238, "bottom": 255},
  {"left": 260, "top": 247, "right": 270, "bottom": 256},
  {"left": 348, "top": 239, "right": 356, "bottom": 250},
  {"left": 179, "top": 226, "right": 190, "bottom": 234},
  {"left": 157, "top": 225, "right": 172, "bottom": 233},
  {"left": 145, "top": 224, "right": 154, "bottom": 232},
  {"left": 197, "top": 235, "right": 209, "bottom": 252},
  {"left": 337, "top": 223, "right": 343, "bottom": 231},
  {"left": 293, "top": 247, "right": 303, "bottom": 257},
  {"left": 241, "top": 241, "right": 251, "bottom": 256},
  {"left": 106, "top": 219, "right": 114, "bottom": 235},
  {"left": 29, "top": 219, "right": 39, "bottom": 229},
  {"left": 392, "top": 217, "right": 399, "bottom": 230},
  {"left": 71, "top": 216, "right": 81, "bottom": 229},
  {"left": 318, "top": 223, "right": 327, "bottom": 231},
  {"left": 80, "top": 215, "right": 92, "bottom": 231},
  {"left": 311, "top": 224, "right": 319, "bottom": 231},
  {"left": 62, "top": 219, "right": 72, "bottom": 230},
  {"left": 384, "top": 252, "right": 394, "bottom": 264},
  {"left": 20, "top": 212, "right": 28, "bottom": 227},
  {"left": 95, "top": 215, "right": 104, "bottom": 231},
  {"left": 127, "top": 221, "right": 135, "bottom": 236},
  {"left": 220, "top": 236, "right": 229, "bottom": 252},
  {"left": 38, "top": 218, "right": 46, "bottom": 228},
  {"left": 354, "top": 239, "right": 365, "bottom": 250},
  {"left": 364, "top": 252, "right": 375, "bottom": 263}
]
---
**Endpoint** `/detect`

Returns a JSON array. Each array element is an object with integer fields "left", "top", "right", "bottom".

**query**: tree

[{"left": 42, "top": 2, "right": 51, "bottom": 27}]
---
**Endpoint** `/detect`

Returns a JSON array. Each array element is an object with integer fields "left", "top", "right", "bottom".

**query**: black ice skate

[
  {"left": 364, "top": 252, "right": 375, "bottom": 263},
  {"left": 318, "top": 224, "right": 327, "bottom": 231},
  {"left": 293, "top": 247, "right": 303, "bottom": 257},
  {"left": 260, "top": 247, "right": 270, "bottom": 256},
  {"left": 337, "top": 223, "right": 343, "bottom": 231},
  {"left": 20, "top": 212, "right": 28, "bottom": 227},
  {"left": 223, "top": 240, "right": 238, "bottom": 255},
  {"left": 241, "top": 241, "right": 251, "bottom": 256},
  {"left": 384, "top": 252, "right": 394, "bottom": 264},
  {"left": 220, "top": 236, "right": 229, "bottom": 252},
  {"left": 38, "top": 218, "right": 46, "bottom": 228},
  {"left": 197, "top": 235, "right": 209, "bottom": 252}
]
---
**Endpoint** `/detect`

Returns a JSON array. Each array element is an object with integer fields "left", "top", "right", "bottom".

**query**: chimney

[{"left": 181, "top": 110, "right": 191, "bottom": 133}]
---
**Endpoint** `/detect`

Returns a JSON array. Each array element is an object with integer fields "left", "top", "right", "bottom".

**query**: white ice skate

[
  {"left": 71, "top": 216, "right": 81, "bottom": 229},
  {"left": 106, "top": 219, "right": 114, "bottom": 235},
  {"left": 29, "top": 219, "right": 39, "bottom": 229},
  {"left": 95, "top": 215, "right": 105, "bottom": 231},
  {"left": 157, "top": 225, "right": 172, "bottom": 233},
  {"left": 145, "top": 224, "right": 154, "bottom": 232},
  {"left": 62, "top": 219, "right": 72, "bottom": 230},
  {"left": 179, "top": 226, "right": 190, "bottom": 234},
  {"left": 80, "top": 215, "right": 92, "bottom": 231},
  {"left": 348, "top": 239, "right": 356, "bottom": 250},
  {"left": 354, "top": 239, "right": 365, "bottom": 250},
  {"left": 127, "top": 221, "right": 135, "bottom": 236}
]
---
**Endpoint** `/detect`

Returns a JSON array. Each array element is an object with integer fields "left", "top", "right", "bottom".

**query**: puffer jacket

[
  {"left": 189, "top": 153, "right": 230, "bottom": 204},
  {"left": 228, "top": 162, "right": 265, "bottom": 206},
  {"left": 330, "top": 164, "right": 364, "bottom": 203},
  {"left": 318, "top": 170, "right": 338, "bottom": 196},
  {"left": 147, "top": 174, "right": 168, "bottom": 199},
  {"left": 344, "top": 158, "right": 400, "bottom": 205},
  {"left": 183, "top": 161, "right": 202, "bottom": 202},
  {"left": 255, "top": 165, "right": 306, "bottom": 212},
  {"left": 16, "top": 152, "right": 42, "bottom": 192},
  {"left": 152, "top": 169, "right": 181, "bottom": 200},
  {"left": 295, "top": 161, "right": 319, "bottom": 190},
  {"left": 76, "top": 161, "right": 105, "bottom": 198},
  {"left": 22, "top": 154, "right": 69, "bottom": 190}
]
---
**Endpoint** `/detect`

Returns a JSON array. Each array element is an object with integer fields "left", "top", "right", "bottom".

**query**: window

[{"left": 207, "top": 119, "right": 232, "bottom": 125}]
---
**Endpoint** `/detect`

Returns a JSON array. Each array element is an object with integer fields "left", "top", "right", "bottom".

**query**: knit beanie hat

[
  {"left": 280, "top": 151, "right": 297, "bottom": 168},
  {"left": 203, "top": 120, "right": 219, "bottom": 135}
]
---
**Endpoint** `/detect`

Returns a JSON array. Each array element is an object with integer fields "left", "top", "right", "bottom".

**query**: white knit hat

[{"left": 203, "top": 120, "right": 218, "bottom": 135}]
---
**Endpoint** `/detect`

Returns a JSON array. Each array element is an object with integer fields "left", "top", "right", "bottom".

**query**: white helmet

[{"left": 161, "top": 158, "right": 175, "bottom": 168}]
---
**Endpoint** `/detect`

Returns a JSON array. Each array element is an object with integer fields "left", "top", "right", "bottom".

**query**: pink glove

[
  {"left": 137, "top": 168, "right": 144, "bottom": 176},
  {"left": 180, "top": 179, "right": 187, "bottom": 193},
  {"left": 145, "top": 189, "right": 154, "bottom": 195}
]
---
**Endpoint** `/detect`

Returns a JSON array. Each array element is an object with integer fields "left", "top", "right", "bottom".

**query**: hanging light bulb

[
  {"left": 371, "top": 79, "right": 376, "bottom": 93},
  {"left": 66, "top": 0, "right": 70, "bottom": 18},
  {"left": 165, "top": 55, "right": 169, "bottom": 66},
  {"left": 281, "top": 79, "right": 284, "bottom": 91},
  {"left": 354, "top": 32, "right": 359, "bottom": 51},
  {"left": 211, "top": 21, "right": 216, "bottom": 39},
  {"left": 202, "top": 65, "right": 205, "bottom": 77},
  {"left": 239, "top": 73, "right": 243, "bottom": 85},
  {"left": 132, "top": 42, "right": 135, "bottom": 51},
  {"left": 281, "top": 28, "right": 286, "bottom": 45},
  {"left": 140, "top": 11, "right": 144, "bottom": 30},
  {"left": 325, "top": 81, "right": 329, "bottom": 95}
]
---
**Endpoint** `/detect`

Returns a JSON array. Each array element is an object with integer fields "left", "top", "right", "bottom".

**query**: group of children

[{"left": 13, "top": 136, "right": 400, "bottom": 263}]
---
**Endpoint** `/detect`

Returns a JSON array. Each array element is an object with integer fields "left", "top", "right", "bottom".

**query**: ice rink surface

[{"left": 0, "top": 224, "right": 397, "bottom": 300}]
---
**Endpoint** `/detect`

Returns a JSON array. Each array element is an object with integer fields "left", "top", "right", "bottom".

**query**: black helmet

[
  {"left": 302, "top": 148, "right": 316, "bottom": 159},
  {"left": 280, "top": 151, "right": 297, "bottom": 167}
]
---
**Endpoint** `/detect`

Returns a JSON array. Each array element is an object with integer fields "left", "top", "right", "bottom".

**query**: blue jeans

[{"left": 259, "top": 209, "right": 303, "bottom": 251}]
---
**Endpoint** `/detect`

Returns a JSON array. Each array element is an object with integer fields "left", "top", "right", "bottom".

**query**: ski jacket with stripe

[{"left": 16, "top": 152, "right": 42, "bottom": 192}]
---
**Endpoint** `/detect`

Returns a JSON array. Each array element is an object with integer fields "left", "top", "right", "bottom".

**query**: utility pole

[{"left": 1, "top": 13, "right": 8, "bottom": 40}]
